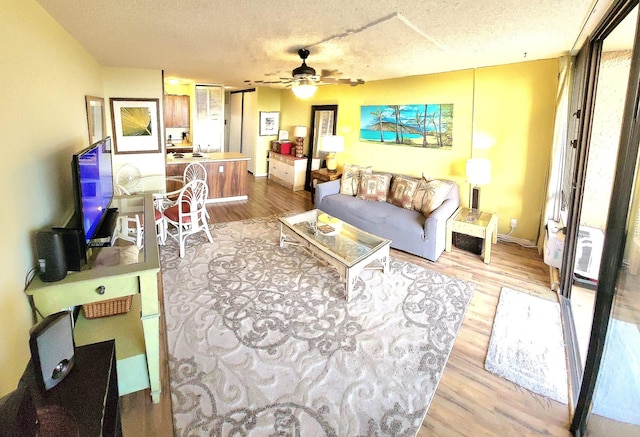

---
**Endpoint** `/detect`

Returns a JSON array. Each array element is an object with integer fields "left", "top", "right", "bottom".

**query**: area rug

[
  {"left": 160, "top": 216, "right": 476, "bottom": 436},
  {"left": 485, "top": 287, "right": 568, "bottom": 404}
]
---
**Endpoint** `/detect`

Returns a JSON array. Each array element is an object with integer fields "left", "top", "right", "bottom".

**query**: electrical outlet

[{"left": 510, "top": 218, "right": 518, "bottom": 229}]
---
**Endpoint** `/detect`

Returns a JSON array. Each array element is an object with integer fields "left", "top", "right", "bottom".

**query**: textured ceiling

[{"left": 36, "top": 0, "right": 619, "bottom": 89}]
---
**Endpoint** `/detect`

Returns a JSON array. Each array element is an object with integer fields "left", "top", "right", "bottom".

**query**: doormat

[{"left": 485, "top": 287, "right": 568, "bottom": 403}]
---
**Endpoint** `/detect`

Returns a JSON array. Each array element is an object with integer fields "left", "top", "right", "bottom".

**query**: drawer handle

[{"left": 96, "top": 285, "right": 106, "bottom": 295}]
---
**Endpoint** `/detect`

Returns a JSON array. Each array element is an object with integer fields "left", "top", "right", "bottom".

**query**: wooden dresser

[{"left": 268, "top": 151, "right": 307, "bottom": 191}]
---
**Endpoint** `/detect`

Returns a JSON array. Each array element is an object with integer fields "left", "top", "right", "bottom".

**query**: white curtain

[{"left": 537, "top": 55, "right": 573, "bottom": 252}]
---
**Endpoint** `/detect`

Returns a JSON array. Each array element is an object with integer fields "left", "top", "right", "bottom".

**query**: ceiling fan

[{"left": 244, "top": 48, "right": 365, "bottom": 90}]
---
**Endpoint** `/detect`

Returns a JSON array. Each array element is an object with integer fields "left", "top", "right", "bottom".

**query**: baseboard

[{"left": 497, "top": 233, "right": 537, "bottom": 247}]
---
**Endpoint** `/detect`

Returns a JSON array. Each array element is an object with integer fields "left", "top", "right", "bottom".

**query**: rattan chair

[{"left": 162, "top": 179, "right": 213, "bottom": 257}]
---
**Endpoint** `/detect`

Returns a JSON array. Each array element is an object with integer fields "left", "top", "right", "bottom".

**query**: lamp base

[
  {"left": 295, "top": 137, "right": 304, "bottom": 158},
  {"left": 326, "top": 154, "right": 337, "bottom": 173},
  {"left": 466, "top": 185, "right": 481, "bottom": 221}
]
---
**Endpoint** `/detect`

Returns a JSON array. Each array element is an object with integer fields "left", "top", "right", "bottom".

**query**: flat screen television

[{"left": 71, "top": 137, "right": 114, "bottom": 248}]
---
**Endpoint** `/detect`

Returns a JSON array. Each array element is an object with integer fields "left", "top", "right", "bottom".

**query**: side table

[
  {"left": 445, "top": 207, "right": 498, "bottom": 264},
  {"left": 310, "top": 168, "right": 342, "bottom": 203}
]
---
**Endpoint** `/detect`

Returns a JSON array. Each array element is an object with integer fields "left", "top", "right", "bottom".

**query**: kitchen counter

[
  {"left": 166, "top": 152, "right": 250, "bottom": 164},
  {"left": 166, "top": 143, "right": 193, "bottom": 153},
  {"left": 165, "top": 152, "right": 250, "bottom": 202}
]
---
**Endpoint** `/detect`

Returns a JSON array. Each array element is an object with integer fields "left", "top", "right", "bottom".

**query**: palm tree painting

[
  {"left": 120, "top": 106, "right": 153, "bottom": 137},
  {"left": 360, "top": 104, "right": 453, "bottom": 149}
]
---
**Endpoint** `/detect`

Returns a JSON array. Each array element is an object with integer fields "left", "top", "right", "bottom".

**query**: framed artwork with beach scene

[{"left": 360, "top": 104, "right": 453, "bottom": 149}]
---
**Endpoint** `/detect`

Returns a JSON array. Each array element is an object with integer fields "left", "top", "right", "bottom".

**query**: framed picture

[
  {"left": 259, "top": 111, "right": 280, "bottom": 136},
  {"left": 85, "top": 96, "right": 106, "bottom": 145},
  {"left": 110, "top": 98, "right": 161, "bottom": 154}
]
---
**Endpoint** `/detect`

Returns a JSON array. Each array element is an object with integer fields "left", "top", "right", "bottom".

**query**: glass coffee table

[{"left": 279, "top": 209, "right": 391, "bottom": 300}]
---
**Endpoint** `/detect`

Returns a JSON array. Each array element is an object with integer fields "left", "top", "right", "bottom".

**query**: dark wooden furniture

[
  {"left": 163, "top": 94, "right": 190, "bottom": 128},
  {"left": 21, "top": 340, "right": 121, "bottom": 436},
  {"left": 310, "top": 168, "right": 342, "bottom": 203}
]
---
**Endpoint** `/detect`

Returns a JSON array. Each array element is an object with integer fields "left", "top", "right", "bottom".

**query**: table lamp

[
  {"left": 320, "top": 135, "right": 344, "bottom": 173},
  {"left": 466, "top": 158, "right": 491, "bottom": 216},
  {"left": 293, "top": 126, "right": 307, "bottom": 158}
]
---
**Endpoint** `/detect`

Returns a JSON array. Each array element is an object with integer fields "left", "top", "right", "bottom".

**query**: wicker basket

[{"left": 83, "top": 295, "right": 133, "bottom": 319}]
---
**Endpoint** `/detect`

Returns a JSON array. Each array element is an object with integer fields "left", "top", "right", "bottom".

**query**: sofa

[{"left": 315, "top": 166, "right": 460, "bottom": 261}]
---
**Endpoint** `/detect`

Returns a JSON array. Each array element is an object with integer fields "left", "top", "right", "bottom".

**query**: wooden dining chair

[{"left": 162, "top": 179, "right": 213, "bottom": 257}]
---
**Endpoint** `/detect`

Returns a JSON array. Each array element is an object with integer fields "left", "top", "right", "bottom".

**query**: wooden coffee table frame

[{"left": 279, "top": 210, "right": 390, "bottom": 300}]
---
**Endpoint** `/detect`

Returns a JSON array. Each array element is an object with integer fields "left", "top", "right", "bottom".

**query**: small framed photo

[
  {"left": 85, "top": 95, "right": 106, "bottom": 145},
  {"left": 259, "top": 111, "right": 280, "bottom": 136},
  {"left": 110, "top": 98, "right": 161, "bottom": 154}
]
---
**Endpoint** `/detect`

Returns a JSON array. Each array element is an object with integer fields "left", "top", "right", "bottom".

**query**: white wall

[{"left": 581, "top": 50, "right": 632, "bottom": 230}]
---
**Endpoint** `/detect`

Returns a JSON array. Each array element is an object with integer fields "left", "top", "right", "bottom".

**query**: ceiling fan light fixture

[{"left": 291, "top": 83, "right": 317, "bottom": 98}]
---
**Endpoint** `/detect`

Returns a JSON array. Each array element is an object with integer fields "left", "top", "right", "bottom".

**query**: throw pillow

[
  {"left": 356, "top": 173, "right": 392, "bottom": 202},
  {"left": 413, "top": 178, "right": 453, "bottom": 216},
  {"left": 340, "top": 164, "right": 373, "bottom": 196},
  {"left": 388, "top": 175, "right": 421, "bottom": 209}
]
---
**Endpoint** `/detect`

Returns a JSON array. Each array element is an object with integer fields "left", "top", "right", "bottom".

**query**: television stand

[
  {"left": 90, "top": 208, "right": 119, "bottom": 247},
  {"left": 26, "top": 194, "right": 162, "bottom": 403}
]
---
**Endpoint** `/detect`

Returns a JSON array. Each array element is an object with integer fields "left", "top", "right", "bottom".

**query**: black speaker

[
  {"left": 35, "top": 231, "right": 67, "bottom": 282},
  {"left": 51, "top": 227, "right": 86, "bottom": 271},
  {"left": 29, "top": 311, "right": 75, "bottom": 392}
]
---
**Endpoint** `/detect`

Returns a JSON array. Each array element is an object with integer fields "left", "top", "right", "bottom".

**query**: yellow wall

[
  {"left": 0, "top": 0, "right": 104, "bottom": 396},
  {"left": 0, "top": 0, "right": 166, "bottom": 397},
  {"left": 278, "top": 60, "right": 558, "bottom": 239},
  {"left": 474, "top": 60, "right": 558, "bottom": 238},
  {"left": 255, "top": 87, "right": 283, "bottom": 174}
]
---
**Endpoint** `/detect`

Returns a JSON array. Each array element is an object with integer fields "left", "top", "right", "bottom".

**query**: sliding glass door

[{"left": 570, "top": 1, "right": 640, "bottom": 434}]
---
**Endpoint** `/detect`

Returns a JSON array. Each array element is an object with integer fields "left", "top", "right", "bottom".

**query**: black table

[{"left": 1, "top": 340, "right": 121, "bottom": 436}]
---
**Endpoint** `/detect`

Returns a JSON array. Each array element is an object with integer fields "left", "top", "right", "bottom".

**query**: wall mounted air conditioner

[{"left": 574, "top": 226, "right": 605, "bottom": 281}]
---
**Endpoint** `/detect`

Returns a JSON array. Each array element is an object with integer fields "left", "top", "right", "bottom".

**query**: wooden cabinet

[
  {"left": 25, "top": 195, "right": 162, "bottom": 403},
  {"left": 269, "top": 151, "right": 307, "bottom": 191},
  {"left": 164, "top": 94, "right": 190, "bottom": 128}
]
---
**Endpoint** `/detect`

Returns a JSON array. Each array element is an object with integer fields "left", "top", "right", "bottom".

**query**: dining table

[{"left": 118, "top": 174, "right": 184, "bottom": 201}]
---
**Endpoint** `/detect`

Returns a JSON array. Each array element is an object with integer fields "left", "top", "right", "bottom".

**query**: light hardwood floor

[{"left": 120, "top": 174, "right": 573, "bottom": 436}]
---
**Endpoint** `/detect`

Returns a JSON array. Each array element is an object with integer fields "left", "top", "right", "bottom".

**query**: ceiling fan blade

[{"left": 320, "top": 69, "right": 342, "bottom": 78}]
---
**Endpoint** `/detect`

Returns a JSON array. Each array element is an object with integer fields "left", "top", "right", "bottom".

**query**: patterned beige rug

[
  {"left": 161, "top": 217, "right": 475, "bottom": 436},
  {"left": 485, "top": 287, "right": 568, "bottom": 404}
]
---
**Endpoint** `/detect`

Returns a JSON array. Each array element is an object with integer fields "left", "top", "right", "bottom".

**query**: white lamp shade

[
  {"left": 293, "top": 126, "right": 307, "bottom": 138},
  {"left": 291, "top": 84, "right": 317, "bottom": 98},
  {"left": 466, "top": 158, "right": 491, "bottom": 185},
  {"left": 320, "top": 135, "right": 344, "bottom": 153}
]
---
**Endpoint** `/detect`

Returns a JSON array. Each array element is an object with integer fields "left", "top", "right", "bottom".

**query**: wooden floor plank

[{"left": 120, "top": 174, "right": 573, "bottom": 436}]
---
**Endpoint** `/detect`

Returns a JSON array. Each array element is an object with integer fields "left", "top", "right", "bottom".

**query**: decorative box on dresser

[{"left": 268, "top": 151, "right": 307, "bottom": 191}]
